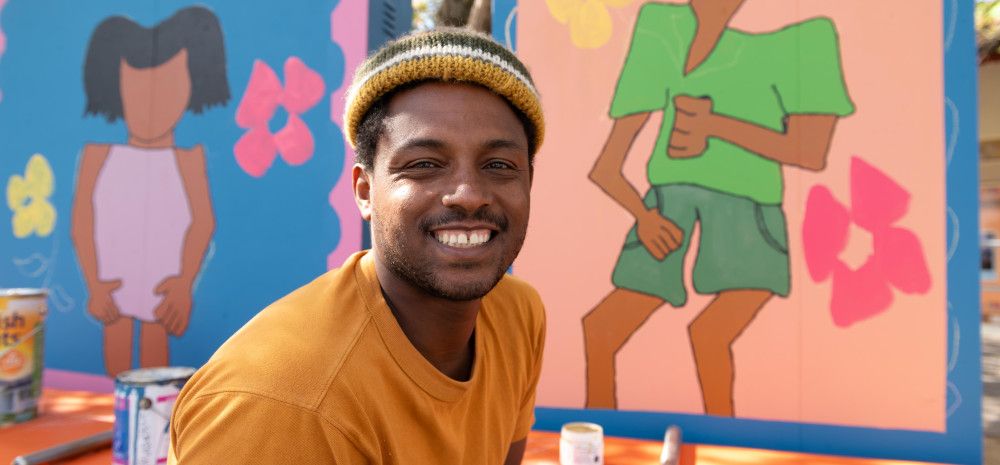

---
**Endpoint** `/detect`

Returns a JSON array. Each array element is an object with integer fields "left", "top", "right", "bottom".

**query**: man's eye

[
  {"left": 407, "top": 160, "right": 439, "bottom": 169},
  {"left": 485, "top": 160, "right": 515, "bottom": 170}
]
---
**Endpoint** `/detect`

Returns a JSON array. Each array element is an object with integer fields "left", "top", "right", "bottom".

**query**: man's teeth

[{"left": 435, "top": 229, "right": 492, "bottom": 248}]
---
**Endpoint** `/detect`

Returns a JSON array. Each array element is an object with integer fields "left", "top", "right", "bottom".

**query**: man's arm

[
  {"left": 506, "top": 289, "right": 547, "bottom": 465},
  {"left": 588, "top": 114, "right": 685, "bottom": 260},
  {"left": 169, "top": 392, "right": 366, "bottom": 464},
  {"left": 668, "top": 95, "right": 839, "bottom": 171},
  {"left": 588, "top": 113, "right": 653, "bottom": 220},
  {"left": 710, "top": 112, "right": 839, "bottom": 171},
  {"left": 504, "top": 438, "right": 527, "bottom": 465}
]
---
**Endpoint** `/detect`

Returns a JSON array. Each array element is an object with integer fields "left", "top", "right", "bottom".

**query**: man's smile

[{"left": 433, "top": 229, "right": 494, "bottom": 248}]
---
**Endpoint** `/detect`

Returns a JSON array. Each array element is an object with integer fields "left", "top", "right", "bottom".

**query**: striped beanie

[{"left": 344, "top": 28, "right": 544, "bottom": 153}]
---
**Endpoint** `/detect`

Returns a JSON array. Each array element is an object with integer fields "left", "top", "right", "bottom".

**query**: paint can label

[
  {"left": 0, "top": 289, "right": 47, "bottom": 427},
  {"left": 112, "top": 367, "right": 195, "bottom": 465}
]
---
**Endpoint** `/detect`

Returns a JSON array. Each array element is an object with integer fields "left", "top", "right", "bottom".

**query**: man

[
  {"left": 583, "top": 0, "right": 853, "bottom": 415},
  {"left": 168, "top": 28, "right": 546, "bottom": 464}
]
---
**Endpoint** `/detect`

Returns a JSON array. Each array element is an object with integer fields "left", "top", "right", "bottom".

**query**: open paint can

[
  {"left": 0, "top": 288, "right": 47, "bottom": 427},
  {"left": 113, "top": 366, "right": 196, "bottom": 465},
  {"left": 560, "top": 421, "right": 604, "bottom": 465}
]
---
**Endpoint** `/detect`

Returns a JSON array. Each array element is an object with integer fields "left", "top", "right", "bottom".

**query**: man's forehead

[{"left": 383, "top": 83, "right": 523, "bottom": 132}]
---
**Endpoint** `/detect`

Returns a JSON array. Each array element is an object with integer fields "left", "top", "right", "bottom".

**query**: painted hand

[
  {"left": 637, "top": 208, "right": 684, "bottom": 260},
  {"left": 86, "top": 279, "right": 122, "bottom": 324},
  {"left": 153, "top": 276, "right": 194, "bottom": 336},
  {"left": 668, "top": 95, "right": 714, "bottom": 159}
]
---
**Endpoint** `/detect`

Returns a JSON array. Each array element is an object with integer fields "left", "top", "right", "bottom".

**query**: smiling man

[{"left": 167, "top": 29, "right": 546, "bottom": 465}]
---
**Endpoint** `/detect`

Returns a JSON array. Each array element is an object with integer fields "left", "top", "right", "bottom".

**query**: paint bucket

[
  {"left": 559, "top": 422, "right": 604, "bottom": 465},
  {"left": 113, "top": 366, "right": 196, "bottom": 465},
  {"left": 0, "top": 288, "right": 47, "bottom": 427}
]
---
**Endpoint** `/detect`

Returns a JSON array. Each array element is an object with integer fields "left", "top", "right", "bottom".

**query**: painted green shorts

[{"left": 612, "top": 184, "right": 790, "bottom": 306}]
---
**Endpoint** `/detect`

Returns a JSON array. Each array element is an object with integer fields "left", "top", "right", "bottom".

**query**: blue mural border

[{"left": 495, "top": 0, "right": 982, "bottom": 463}]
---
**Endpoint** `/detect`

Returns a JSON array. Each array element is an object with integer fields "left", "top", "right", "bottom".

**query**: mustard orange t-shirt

[{"left": 168, "top": 251, "right": 546, "bottom": 464}]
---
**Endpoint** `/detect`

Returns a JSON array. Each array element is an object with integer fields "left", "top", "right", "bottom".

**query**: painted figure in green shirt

[{"left": 583, "top": 0, "right": 854, "bottom": 416}]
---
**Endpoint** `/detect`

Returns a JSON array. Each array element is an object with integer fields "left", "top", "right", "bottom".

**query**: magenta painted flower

[
  {"left": 234, "top": 57, "right": 325, "bottom": 177},
  {"left": 803, "top": 157, "right": 931, "bottom": 328}
]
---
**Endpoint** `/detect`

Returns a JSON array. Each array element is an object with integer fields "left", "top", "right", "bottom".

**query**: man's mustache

[{"left": 420, "top": 208, "right": 509, "bottom": 233}]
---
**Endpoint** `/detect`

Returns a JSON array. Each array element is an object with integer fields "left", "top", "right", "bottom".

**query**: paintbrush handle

[{"left": 11, "top": 430, "right": 113, "bottom": 465}]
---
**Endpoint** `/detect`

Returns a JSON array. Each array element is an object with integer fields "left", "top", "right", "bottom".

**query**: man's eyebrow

[
  {"left": 396, "top": 138, "right": 447, "bottom": 152},
  {"left": 483, "top": 138, "right": 526, "bottom": 151},
  {"left": 394, "top": 138, "right": 526, "bottom": 152}
]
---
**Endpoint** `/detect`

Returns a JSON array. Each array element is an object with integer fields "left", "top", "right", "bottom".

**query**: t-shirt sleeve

[
  {"left": 609, "top": 5, "right": 672, "bottom": 118},
  {"left": 512, "top": 294, "right": 547, "bottom": 441},
  {"left": 168, "top": 392, "right": 368, "bottom": 465},
  {"left": 772, "top": 18, "right": 855, "bottom": 116}
]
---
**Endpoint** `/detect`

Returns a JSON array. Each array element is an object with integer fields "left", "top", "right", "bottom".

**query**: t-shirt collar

[{"left": 354, "top": 251, "right": 482, "bottom": 402}]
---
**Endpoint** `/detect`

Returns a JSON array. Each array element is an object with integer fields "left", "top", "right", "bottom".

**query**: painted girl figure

[{"left": 71, "top": 7, "right": 228, "bottom": 377}]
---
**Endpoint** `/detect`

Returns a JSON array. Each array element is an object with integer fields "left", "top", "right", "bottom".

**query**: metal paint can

[
  {"left": 0, "top": 288, "right": 47, "bottom": 427},
  {"left": 559, "top": 422, "right": 604, "bottom": 465},
  {"left": 113, "top": 367, "right": 196, "bottom": 465}
]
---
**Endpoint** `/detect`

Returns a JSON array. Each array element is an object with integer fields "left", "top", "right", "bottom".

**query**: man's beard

[{"left": 374, "top": 209, "right": 523, "bottom": 301}]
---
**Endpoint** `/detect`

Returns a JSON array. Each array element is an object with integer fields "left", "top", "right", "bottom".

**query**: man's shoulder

[
  {"left": 490, "top": 273, "right": 543, "bottom": 306},
  {"left": 637, "top": 2, "right": 688, "bottom": 20},
  {"left": 753, "top": 16, "right": 838, "bottom": 48},
  {"left": 486, "top": 273, "right": 546, "bottom": 332},
  {"left": 182, "top": 259, "right": 373, "bottom": 411},
  {"left": 633, "top": 2, "right": 690, "bottom": 34}
]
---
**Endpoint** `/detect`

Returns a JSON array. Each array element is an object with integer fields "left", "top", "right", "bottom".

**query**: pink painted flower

[
  {"left": 803, "top": 157, "right": 931, "bottom": 328},
  {"left": 234, "top": 57, "right": 325, "bottom": 178}
]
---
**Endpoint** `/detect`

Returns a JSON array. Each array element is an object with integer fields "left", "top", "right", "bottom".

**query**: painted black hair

[{"left": 83, "top": 6, "right": 230, "bottom": 121}]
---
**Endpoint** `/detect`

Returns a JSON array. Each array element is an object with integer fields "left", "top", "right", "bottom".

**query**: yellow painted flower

[
  {"left": 546, "top": 0, "right": 633, "bottom": 49},
  {"left": 6, "top": 154, "right": 55, "bottom": 238}
]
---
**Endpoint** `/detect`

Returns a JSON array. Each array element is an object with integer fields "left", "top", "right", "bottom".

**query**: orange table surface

[{"left": 1, "top": 389, "right": 954, "bottom": 465}]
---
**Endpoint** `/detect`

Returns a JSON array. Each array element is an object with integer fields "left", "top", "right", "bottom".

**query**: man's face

[{"left": 358, "top": 82, "right": 532, "bottom": 301}]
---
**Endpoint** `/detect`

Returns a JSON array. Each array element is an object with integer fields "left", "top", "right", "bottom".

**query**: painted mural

[
  {"left": 72, "top": 7, "right": 226, "bottom": 377},
  {"left": 516, "top": 0, "right": 947, "bottom": 433},
  {"left": 0, "top": 0, "right": 409, "bottom": 386}
]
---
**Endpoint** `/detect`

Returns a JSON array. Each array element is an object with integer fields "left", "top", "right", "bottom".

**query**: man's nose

[{"left": 441, "top": 169, "right": 491, "bottom": 213}]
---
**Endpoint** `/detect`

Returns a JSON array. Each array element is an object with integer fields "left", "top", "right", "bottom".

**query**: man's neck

[
  {"left": 685, "top": 1, "right": 740, "bottom": 75},
  {"left": 373, "top": 254, "right": 480, "bottom": 381}
]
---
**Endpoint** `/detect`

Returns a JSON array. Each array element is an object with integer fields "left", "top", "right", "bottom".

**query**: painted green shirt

[{"left": 610, "top": 3, "right": 854, "bottom": 205}]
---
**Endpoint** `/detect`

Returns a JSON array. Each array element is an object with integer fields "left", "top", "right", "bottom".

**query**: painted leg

[
  {"left": 104, "top": 317, "right": 133, "bottom": 377},
  {"left": 583, "top": 288, "right": 664, "bottom": 409},
  {"left": 687, "top": 289, "right": 773, "bottom": 417},
  {"left": 139, "top": 321, "right": 170, "bottom": 368}
]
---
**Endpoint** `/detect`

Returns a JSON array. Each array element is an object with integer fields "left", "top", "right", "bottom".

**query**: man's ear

[{"left": 352, "top": 164, "right": 373, "bottom": 221}]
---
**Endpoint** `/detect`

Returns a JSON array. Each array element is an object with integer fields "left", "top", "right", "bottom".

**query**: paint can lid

[
  {"left": 560, "top": 422, "right": 604, "bottom": 442},
  {"left": 116, "top": 366, "right": 197, "bottom": 386},
  {"left": 0, "top": 288, "right": 48, "bottom": 298}
]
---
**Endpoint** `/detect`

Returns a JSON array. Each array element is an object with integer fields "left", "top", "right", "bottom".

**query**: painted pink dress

[{"left": 92, "top": 145, "right": 192, "bottom": 322}]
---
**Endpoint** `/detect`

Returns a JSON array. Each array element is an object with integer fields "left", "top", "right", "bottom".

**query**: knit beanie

[{"left": 343, "top": 28, "right": 544, "bottom": 153}]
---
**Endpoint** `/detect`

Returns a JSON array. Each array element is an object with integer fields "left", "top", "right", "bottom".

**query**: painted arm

[
  {"left": 154, "top": 145, "right": 216, "bottom": 336},
  {"left": 504, "top": 438, "right": 526, "bottom": 465},
  {"left": 70, "top": 144, "right": 122, "bottom": 324},
  {"left": 588, "top": 114, "right": 684, "bottom": 260},
  {"left": 668, "top": 95, "right": 839, "bottom": 171}
]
